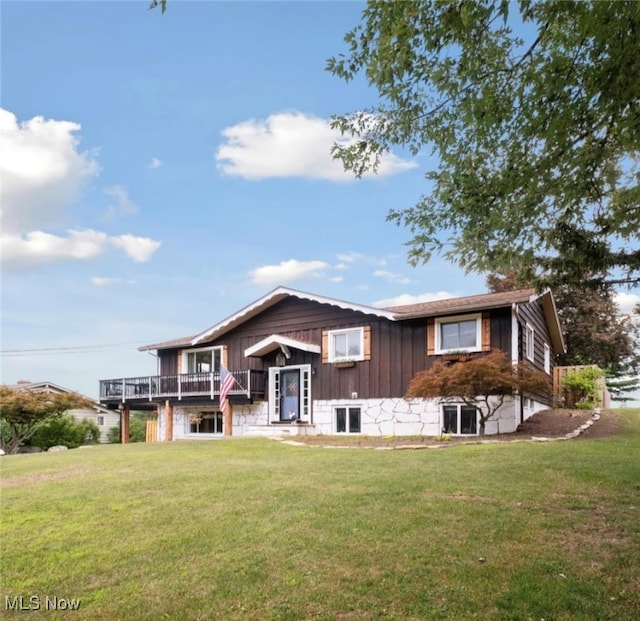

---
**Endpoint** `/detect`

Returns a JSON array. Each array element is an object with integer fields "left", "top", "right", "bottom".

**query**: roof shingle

[{"left": 385, "top": 288, "right": 537, "bottom": 316}]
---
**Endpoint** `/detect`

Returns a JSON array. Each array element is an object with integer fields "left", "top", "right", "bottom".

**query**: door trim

[{"left": 268, "top": 364, "right": 312, "bottom": 424}]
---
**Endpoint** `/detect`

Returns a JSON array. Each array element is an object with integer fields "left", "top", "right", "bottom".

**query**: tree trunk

[
  {"left": 479, "top": 419, "right": 486, "bottom": 436},
  {"left": 7, "top": 421, "right": 24, "bottom": 454}
]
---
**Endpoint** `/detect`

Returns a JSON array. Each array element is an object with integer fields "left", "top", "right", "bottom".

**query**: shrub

[
  {"left": 577, "top": 400, "right": 596, "bottom": 410},
  {"left": 562, "top": 367, "right": 605, "bottom": 408},
  {"left": 108, "top": 414, "right": 148, "bottom": 443},
  {"left": 31, "top": 416, "right": 100, "bottom": 451}
]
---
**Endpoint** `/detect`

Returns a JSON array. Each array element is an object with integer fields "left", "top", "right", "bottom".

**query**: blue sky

[{"left": 2, "top": 1, "right": 638, "bottom": 400}]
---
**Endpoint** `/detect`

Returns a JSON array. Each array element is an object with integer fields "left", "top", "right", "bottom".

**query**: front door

[{"left": 280, "top": 369, "right": 300, "bottom": 421}]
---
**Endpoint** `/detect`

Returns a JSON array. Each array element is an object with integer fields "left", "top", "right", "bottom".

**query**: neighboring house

[
  {"left": 8, "top": 381, "right": 119, "bottom": 443},
  {"left": 99, "top": 286, "right": 564, "bottom": 439}
]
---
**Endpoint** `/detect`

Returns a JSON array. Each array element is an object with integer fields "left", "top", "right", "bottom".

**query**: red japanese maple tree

[{"left": 406, "top": 350, "right": 551, "bottom": 435}]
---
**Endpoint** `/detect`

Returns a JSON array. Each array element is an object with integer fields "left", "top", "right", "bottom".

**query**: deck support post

[
  {"left": 120, "top": 404, "right": 130, "bottom": 444},
  {"left": 165, "top": 400, "right": 174, "bottom": 441},
  {"left": 224, "top": 402, "right": 233, "bottom": 437}
]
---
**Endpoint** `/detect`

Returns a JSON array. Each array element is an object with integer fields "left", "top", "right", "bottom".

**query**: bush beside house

[{"left": 30, "top": 415, "right": 100, "bottom": 451}]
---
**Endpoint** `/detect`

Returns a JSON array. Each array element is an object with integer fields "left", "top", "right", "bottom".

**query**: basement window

[
  {"left": 189, "top": 411, "right": 223, "bottom": 434},
  {"left": 336, "top": 407, "right": 361, "bottom": 433},
  {"left": 442, "top": 404, "right": 478, "bottom": 435}
]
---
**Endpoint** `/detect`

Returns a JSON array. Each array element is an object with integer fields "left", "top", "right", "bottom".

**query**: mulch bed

[
  {"left": 285, "top": 409, "right": 624, "bottom": 448},
  {"left": 514, "top": 408, "right": 595, "bottom": 437}
]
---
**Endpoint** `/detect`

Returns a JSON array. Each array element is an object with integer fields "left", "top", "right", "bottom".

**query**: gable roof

[
  {"left": 536, "top": 289, "right": 565, "bottom": 354},
  {"left": 385, "top": 288, "right": 537, "bottom": 316},
  {"left": 194, "top": 287, "right": 398, "bottom": 347},
  {"left": 139, "top": 285, "right": 564, "bottom": 354},
  {"left": 8, "top": 380, "right": 71, "bottom": 393},
  {"left": 139, "top": 286, "right": 396, "bottom": 351},
  {"left": 138, "top": 335, "right": 195, "bottom": 352},
  {"left": 383, "top": 288, "right": 563, "bottom": 353}
]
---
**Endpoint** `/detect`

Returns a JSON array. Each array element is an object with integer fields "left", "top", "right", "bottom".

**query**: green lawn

[{"left": 1, "top": 410, "right": 639, "bottom": 620}]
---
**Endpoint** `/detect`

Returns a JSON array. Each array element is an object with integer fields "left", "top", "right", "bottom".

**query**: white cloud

[
  {"left": 615, "top": 292, "right": 640, "bottom": 317},
  {"left": 216, "top": 111, "right": 416, "bottom": 181},
  {"left": 1, "top": 229, "right": 161, "bottom": 270},
  {"left": 373, "top": 291, "right": 460, "bottom": 308},
  {"left": 0, "top": 109, "right": 162, "bottom": 270},
  {"left": 0, "top": 108, "right": 99, "bottom": 233},
  {"left": 103, "top": 185, "right": 138, "bottom": 220},
  {"left": 373, "top": 269, "right": 411, "bottom": 285},
  {"left": 91, "top": 277, "right": 135, "bottom": 287},
  {"left": 250, "top": 259, "right": 329, "bottom": 285},
  {"left": 336, "top": 251, "right": 387, "bottom": 266},
  {"left": 1, "top": 229, "right": 107, "bottom": 269},
  {"left": 147, "top": 157, "right": 162, "bottom": 169},
  {"left": 110, "top": 235, "right": 161, "bottom": 262}
]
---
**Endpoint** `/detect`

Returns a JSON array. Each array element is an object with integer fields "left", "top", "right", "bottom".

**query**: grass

[{"left": 1, "top": 409, "right": 639, "bottom": 620}]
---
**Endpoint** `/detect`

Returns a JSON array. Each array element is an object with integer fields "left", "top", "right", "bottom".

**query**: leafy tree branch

[
  {"left": 328, "top": 0, "right": 640, "bottom": 289},
  {"left": 406, "top": 350, "right": 550, "bottom": 435}
]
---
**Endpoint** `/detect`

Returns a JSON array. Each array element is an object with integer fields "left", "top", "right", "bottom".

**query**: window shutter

[
  {"left": 222, "top": 345, "right": 228, "bottom": 368},
  {"left": 177, "top": 352, "right": 182, "bottom": 374},
  {"left": 321, "top": 330, "right": 329, "bottom": 363},
  {"left": 363, "top": 326, "right": 371, "bottom": 360},
  {"left": 482, "top": 313, "right": 491, "bottom": 351},
  {"left": 427, "top": 319, "right": 435, "bottom": 355}
]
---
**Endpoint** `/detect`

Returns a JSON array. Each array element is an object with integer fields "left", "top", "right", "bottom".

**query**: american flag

[{"left": 219, "top": 365, "right": 237, "bottom": 412}]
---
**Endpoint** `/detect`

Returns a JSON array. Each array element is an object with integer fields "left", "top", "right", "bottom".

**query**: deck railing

[{"left": 99, "top": 369, "right": 265, "bottom": 403}]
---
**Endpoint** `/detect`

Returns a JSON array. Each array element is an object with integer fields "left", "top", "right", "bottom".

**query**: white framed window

[
  {"left": 442, "top": 404, "right": 478, "bottom": 435},
  {"left": 328, "top": 327, "right": 364, "bottom": 362},
  {"left": 189, "top": 411, "right": 223, "bottom": 434},
  {"left": 435, "top": 314, "right": 482, "bottom": 354},
  {"left": 525, "top": 324, "right": 535, "bottom": 362},
  {"left": 183, "top": 346, "right": 223, "bottom": 374},
  {"left": 336, "top": 407, "right": 361, "bottom": 433},
  {"left": 544, "top": 343, "right": 551, "bottom": 374},
  {"left": 97, "top": 415, "right": 105, "bottom": 426}
]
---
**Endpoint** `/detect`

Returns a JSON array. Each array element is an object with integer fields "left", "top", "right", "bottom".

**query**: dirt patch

[
  {"left": 516, "top": 408, "right": 628, "bottom": 440},
  {"left": 515, "top": 408, "right": 595, "bottom": 437},
  {"left": 575, "top": 409, "right": 629, "bottom": 439},
  {"left": 285, "top": 409, "right": 624, "bottom": 449},
  {"left": 0, "top": 467, "right": 86, "bottom": 489}
]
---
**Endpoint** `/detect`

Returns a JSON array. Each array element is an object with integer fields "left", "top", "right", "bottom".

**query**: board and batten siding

[
  {"left": 517, "top": 299, "right": 555, "bottom": 407},
  {"left": 242, "top": 299, "right": 427, "bottom": 400},
  {"left": 518, "top": 300, "right": 553, "bottom": 374},
  {"left": 156, "top": 298, "right": 525, "bottom": 402},
  {"left": 159, "top": 349, "right": 178, "bottom": 376},
  {"left": 168, "top": 298, "right": 430, "bottom": 400}
]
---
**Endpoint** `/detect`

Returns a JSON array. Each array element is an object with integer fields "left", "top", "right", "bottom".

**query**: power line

[{"left": 1, "top": 343, "right": 146, "bottom": 356}]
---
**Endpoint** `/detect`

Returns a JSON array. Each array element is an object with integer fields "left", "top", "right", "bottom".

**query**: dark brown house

[{"left": 99, "top": 286, "right": 564, "bottom": 439}]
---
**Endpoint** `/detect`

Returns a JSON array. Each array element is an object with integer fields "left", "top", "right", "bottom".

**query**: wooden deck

[{"left": 99, "top": 369, "right": 266, "bottom": 404}]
